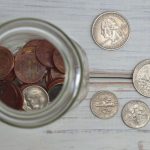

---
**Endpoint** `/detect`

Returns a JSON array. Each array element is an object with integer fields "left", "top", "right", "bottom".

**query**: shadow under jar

[{"left": 0, "top": 18, "right": 89, "bottom": 128}]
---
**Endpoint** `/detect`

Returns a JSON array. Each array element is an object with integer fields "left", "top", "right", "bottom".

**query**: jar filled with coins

[{"left": 0, "top": 18, "right": 89, "bottom": 128}]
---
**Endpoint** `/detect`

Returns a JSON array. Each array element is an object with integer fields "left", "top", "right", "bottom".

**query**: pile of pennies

[
  {"left": 0, "top": 39, "right": 65, "bottom": 111},
  {"left": 90, "top": 11, "right": 150, "bottom": 129}
]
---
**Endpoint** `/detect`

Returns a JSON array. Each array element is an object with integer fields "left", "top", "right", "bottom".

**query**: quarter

[
  {"left": 133, "top": 59, "right": 150, "bottom": 97},
  {"left": 92, "top": 12, "right": 130, "bottom": 50},
  {"left": 122, "top": 100, "right": 150, "bottom": 128},
  {"left": 90, "top": 91, "right": 118, "bottom": 119}
]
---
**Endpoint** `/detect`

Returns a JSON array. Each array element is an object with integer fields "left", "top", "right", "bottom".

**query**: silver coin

[
  {"left": 122, "top": 100, "right": 150, "bottom": 128},
  {"left": 92, "top": 12, "right": 130, "bottom": 50},
  {"left": 23, "top": 85, "right": 49, "bottom": 111},
  {"left": 90, "top": 91, "right": 118, "bottom": 119},
  {"left": 133, "top": 59, "right": 150, "bottom": 97}
]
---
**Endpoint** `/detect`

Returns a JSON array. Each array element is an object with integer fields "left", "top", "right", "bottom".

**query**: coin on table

[
  {"left": 133, "top": 59, "right": 150, "bottom": 98},
  {"left": 92, "top": 12, "right": 130, "bottom": 50},
  {"left": 122, "top": 100, "right": 150, "bottom": 128},
  {"left": 0, "top": 46, "right": 14, "bottom": 80},
  {"left": 90, "top": 91, "right": 118, "bottom": 119},
  {"left": 14, "top": 47, "right": 46, "bottom": 83},
  {"left": 53, "top": 50, "right": 65, "bottom": 73},
  {"left": 23, "top": 85, "right": 49, "bottom": 111}
]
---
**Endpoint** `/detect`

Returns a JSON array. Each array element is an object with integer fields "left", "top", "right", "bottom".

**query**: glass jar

[{"left": 0, "top": 18, "right": 89, "bottom": 128}]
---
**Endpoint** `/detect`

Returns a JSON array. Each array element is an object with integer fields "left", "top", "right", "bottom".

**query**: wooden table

[{"left": 0, "top": 0, "right": 150, "bottom": 150}]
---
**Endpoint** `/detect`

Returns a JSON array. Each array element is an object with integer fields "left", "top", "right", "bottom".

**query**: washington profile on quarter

[
  {"left": 133, "top": 59, "right": 150, "bottom": 98},
  {"left": 90, "top": 91, "right": 118, "bottom": 119},
  {"left": 92, "top": 12, "right": 130, "bottom": 50},
  {"left": 122, "top": 100, "right": 150, "bottom": 129},
  {"left": 23, "top": 85, "right": 49, "bottom": 111}
]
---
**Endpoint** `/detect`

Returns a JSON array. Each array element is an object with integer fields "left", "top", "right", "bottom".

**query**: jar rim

[{"left": 0, "top": 18, "right": 84, "bottom": 128}]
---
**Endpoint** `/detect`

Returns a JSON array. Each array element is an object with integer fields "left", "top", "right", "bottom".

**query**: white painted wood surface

[{"left": 0, "top": 0, "right": 150, "bottom": 150}]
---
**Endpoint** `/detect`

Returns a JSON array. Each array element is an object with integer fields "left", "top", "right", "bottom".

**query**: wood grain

[
  {"left": 0, "top": 0, "right": 150, "bottom": 150},
  {"left": 0, "top": 0, "right": 149, "bottom": 78},
  {"left": 0, "top": 78, "right": 150, "bottom": 150}
]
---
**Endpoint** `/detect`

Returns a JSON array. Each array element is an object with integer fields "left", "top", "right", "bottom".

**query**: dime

[
  {"left": 47, "top": 78, "right": 63, "bottom": 101},
  {"left": 0, "top": 82, "right": 23, "bottom": 110},
  {"left": 14, "top": 47, "right": 46, "bottom": 83},
  {"left": 35, "top": 40, "right": 55, "bottom": 68},
  {"left": 0, "top": 46, "right": 14, "bottom": 80},
  {"left": 92, "top": 12, "right": 130, "bottom": 50},
  {"left": 133, "top": 59, "right": 150, "bottom": 97},
  {"left": 122, "top": 100, "right": 150, "bottom": 128},
  {"left": 53, "top": 50, "right": 65, "bottom": 73},
  {"left": 90, "top": 91, "right": 118, "bottom": 119},
  {"left": 23, "top": 85, "right": 49, "bottom": 111}
]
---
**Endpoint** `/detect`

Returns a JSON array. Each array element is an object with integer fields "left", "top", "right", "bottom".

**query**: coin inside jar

[
  {"left": 0, "top": 46, "right": 14, "bottom": 80},
  {"left": 14, "top": 47, "right": 46, "bottom": 83},
  {"left": 23, "top": 39, "right": 43, "bottom": 48},
  {"left": 23, "top": 85, "right": 49, "bottom": 111},
  {"left": 35, "top": 40, "right": 55, "bottom": 68},
  {"left": 47, "top": 78, "right": 64, "bottom": 102},
  {"left": 0, "top": 82, "right": 23, "bottom": 110},
  {"left": 53, "top": 50, "right": 65, "bottom": 73},
  {"left": 3, "top": 69, "right": 16, "bottom": 81},
  {"left": 45, "top": 68, "right": 65, "bottom": 85}
]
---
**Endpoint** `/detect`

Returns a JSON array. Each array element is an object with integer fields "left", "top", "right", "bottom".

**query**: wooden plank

[
  {"left": 0, "top": 0, "right": 149, "bottom": 77},
  {"left": 0, "top": 78, "right": 150, "bottom": 150}
]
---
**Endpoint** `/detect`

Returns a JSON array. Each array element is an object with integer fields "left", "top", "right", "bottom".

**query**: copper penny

[
  {"left": 23, "top": 39, "right": 42, "bottom": 48},
  {"left": 53, "top": 50, "right": 65, "bottom": 73},
  {"left": 35, "top": 40, "right": 55, "bottom": 68},
  {"left": 0, "top": 82, "right": 23, "bottom": 110},
  {"left": 45, "top": 68, "right": 65, "bottom": 85},
  {"left": 47, "top": 78, "right": 64, "bottom": 101},
  {"left": 0, "top": 46, "right": 14, "bottom": 80},
  {"left": 14, "top": 47, "right": 46, "bottom": 83},
  {"left": 3, "top": 69, "right": 16, "bottom": 81}
]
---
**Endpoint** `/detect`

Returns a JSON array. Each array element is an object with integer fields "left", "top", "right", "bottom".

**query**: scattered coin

[
  {"left": 14, "top": 47, "right": 46, "bottom": 83},
  {"left": 23, "top": 85, "right": 49, "bottom": 111},
  {"left": 47, "top": 78, "right": 63, "bottom": 101},
  {"left": 53, "top": 50, "right": 65, "bottom": 73},
  {"left": 0, "top": 82, "right": 23, "bottom": 110},
  {"left": 35, "top": 40, "right": 55, "bottom": 68},
  {"left": 92, "top": 12, "right": 130, "bottom": 50},
  {"left": 0, "top": 46, "right": 14, "bottom": 80},
  {"left": 133, "top": 59, "right": 150, "bottom": 98},
  {"left": 122, "top": 100, "right": 150, "bottom": 128},
  {"left": 90, "top": 91, "right": 118, "bottom": 119}
]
